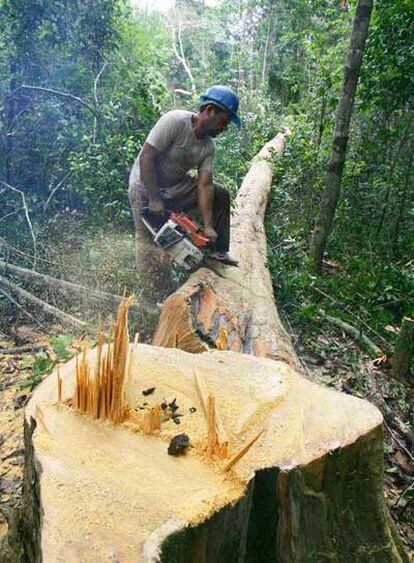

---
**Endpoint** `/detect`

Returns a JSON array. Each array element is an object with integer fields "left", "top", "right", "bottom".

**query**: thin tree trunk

[
  {"left": 392, "top": 143, "right": 414, "bottom": 254},
  {"left": 392, "top": 317, "right": 414, "bottom": 383},
  {"left": 310, "top": 0, "right": 374, "bottom": 271},
  {"left": 315, "top": 90, "right": 327, "bottom": 149},
  {"left": 200, "top": 0, "right": 207, "bottom": 91},
  {"left": 375, "top": 110, "right": 414, "bottom": 239},
  {"left": 5, "top": 71, "right": 17, "bottom": 185},
  {"left": 261, "top": 17, "right": 272, "bottom": 86},
  {"left": 172, "top": 22, "right": 196, "bottom": 97},
  {"left": 237, "top": 1, "right": 246, "bottom": 89}
]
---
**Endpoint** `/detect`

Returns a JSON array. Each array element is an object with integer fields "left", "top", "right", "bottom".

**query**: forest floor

[
  {"left": 0, "top": 225, "right": 413, "bottom": 558},
  {"left": 292, "top": 328, "right": 414, "bottom": 555}
]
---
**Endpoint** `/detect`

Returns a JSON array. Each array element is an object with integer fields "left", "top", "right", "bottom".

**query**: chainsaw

[{"left": 140, "top": 207, "right": 210, "bottom": 270}]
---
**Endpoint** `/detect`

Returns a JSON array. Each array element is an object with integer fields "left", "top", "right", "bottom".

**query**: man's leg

[
  {"left": 212, "top": 182, "right": 230, "bottom": 252},
  {"left": 169, "top": 182, "right": 230, "bottom": 251},
  {"left": 128, "top": 178, "right": 147, "bottom": 238},
  {"left": 166, "top": 180, "right": 237, "bottom": 265},
  {"left": 128, "top": 169, "right": 174, "bottom": 313}
]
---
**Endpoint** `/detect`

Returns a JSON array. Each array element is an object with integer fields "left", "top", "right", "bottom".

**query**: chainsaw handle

[
  {"left": 139, "top": 205, "right": 167, "bottom": 216},
  {"left": 139, "top": 205, "right": 173, "bottom": 218}
]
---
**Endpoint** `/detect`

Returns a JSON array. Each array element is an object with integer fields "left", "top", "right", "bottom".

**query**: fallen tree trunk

[
  {"left": 153, "top": 134, "right": 298, "bottom": 367},
  {"left": 0, "top": 274, "right": 86, "bottom": 329},
  {"left": 0, "top": 260, "right": 155, "bottom": 316}
]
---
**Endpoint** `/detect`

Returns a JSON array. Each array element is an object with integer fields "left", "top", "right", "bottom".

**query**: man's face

[{"left": 204, "top": 107, "right": 232, "bottom": 138}]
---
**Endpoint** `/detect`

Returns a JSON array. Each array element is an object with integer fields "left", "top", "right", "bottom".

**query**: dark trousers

[
  {"left": 212, "top": 184, "right": 231, "bottom": 252},
  {"left": 129, "top": 181, "right": 231, "bottom": 252}
]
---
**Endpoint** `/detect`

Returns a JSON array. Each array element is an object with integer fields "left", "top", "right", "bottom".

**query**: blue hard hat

[{"left": 200, "top": 85, "right": 241, "bottom": 128}]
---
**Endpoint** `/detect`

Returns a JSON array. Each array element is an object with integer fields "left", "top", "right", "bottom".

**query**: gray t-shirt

[{"left": 133, "top": 110, "right": 215, "bottom": 198}]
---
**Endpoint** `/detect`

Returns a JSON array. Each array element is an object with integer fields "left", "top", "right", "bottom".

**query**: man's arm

[
  {"left": 198, "top": 170, "right": 217, "bottom": 243},
  {"left": 139, "top": 142, "right": 164, "bottom": 215}
]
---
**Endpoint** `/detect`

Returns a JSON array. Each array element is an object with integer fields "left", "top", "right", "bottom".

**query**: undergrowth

[{"left": 266, "top": 118, "right": 414, "bottom": 361}]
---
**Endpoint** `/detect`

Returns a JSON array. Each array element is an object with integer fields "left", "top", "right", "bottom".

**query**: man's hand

[
  {"left": 149, "top": 198, "right": 165, "bottom": 216},
  {"left": 204, "top": 225, "right": 218, "bottom": 244}
]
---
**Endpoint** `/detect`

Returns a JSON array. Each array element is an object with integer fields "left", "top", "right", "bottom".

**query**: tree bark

[
  {"left": 310, "top": 0, "right": 374, "bottom": 272},
  {"left": 392, "top": 317, "right": 414, "bottom": 383}
]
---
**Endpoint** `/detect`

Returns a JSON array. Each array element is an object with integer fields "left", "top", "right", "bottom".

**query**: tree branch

[
  {"left": 0, "top": 343, "right": 47, "bottom": 356},
  {"left": 43, "top": 171, "right": 72, "bottom": 212},
  {"left": 92, "top": 62, "right": 109, "bottom": 142},
  {"left": 8, "top": 85, "right": 99, "bottom": 119},
  {"left": 0, "top": 287, "right": 36, "bottom": 322},
  {"left": 0, "top": 274, "right": 86, "bottom": 329},
  {"left": 319, "top": 309, "right": 382, "bottom": 356},
  {"left": 0, "top": 179, "right": 37, "bottom": 267}
]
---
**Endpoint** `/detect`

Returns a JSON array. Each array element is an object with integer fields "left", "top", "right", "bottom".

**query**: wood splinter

[
  {"left": 57, "top": 366, "right": 62, "bottom": 405},
  {"left": 224, "top": 428, "right": 266, "bottom": 472},
  {"left": 207, "top": 394, "right": 217, "bottom": 456},
  {"left": 72, "top": 295, "right": 134, "bottom": 424},
  {"left": 142, "top": 406, "right": 162, "bottom": 435},
  {"left": 194, "top": 371, "right": 229, "bottom": 459}
]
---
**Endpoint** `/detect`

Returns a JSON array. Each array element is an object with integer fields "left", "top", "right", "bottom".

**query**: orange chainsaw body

[{"left": 170, "top": 212, "right": 209, "bottom": 248}]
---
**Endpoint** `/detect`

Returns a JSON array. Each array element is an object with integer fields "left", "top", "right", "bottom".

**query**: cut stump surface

[{"left": 22, "top": 344, "right": 406, "bottom": 562}]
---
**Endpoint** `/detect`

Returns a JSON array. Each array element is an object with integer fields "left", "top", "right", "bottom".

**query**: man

[{"left": 128, "top": 85, "right": 240, "bottom": 266}]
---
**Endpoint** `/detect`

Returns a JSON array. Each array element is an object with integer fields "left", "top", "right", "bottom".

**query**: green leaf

[
  {"left": 51, "top": 334, "right": 74, "bottom": 361},
  {"left": 33, "top": 357, "right": 55, "bottom": 377},
  {"left": 20, "top": 355, "right": 35, "bottom": 369},
  {"left": 385, "top": 466, "right": 399, "bottom": 474},
  {"left": 19, "top": 374, "right": 42, "bottom": 391}
]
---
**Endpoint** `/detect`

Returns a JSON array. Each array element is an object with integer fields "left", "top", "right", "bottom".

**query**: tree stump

[{"left": 21, "top": 344, "right": 407, "bottom": 561}]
